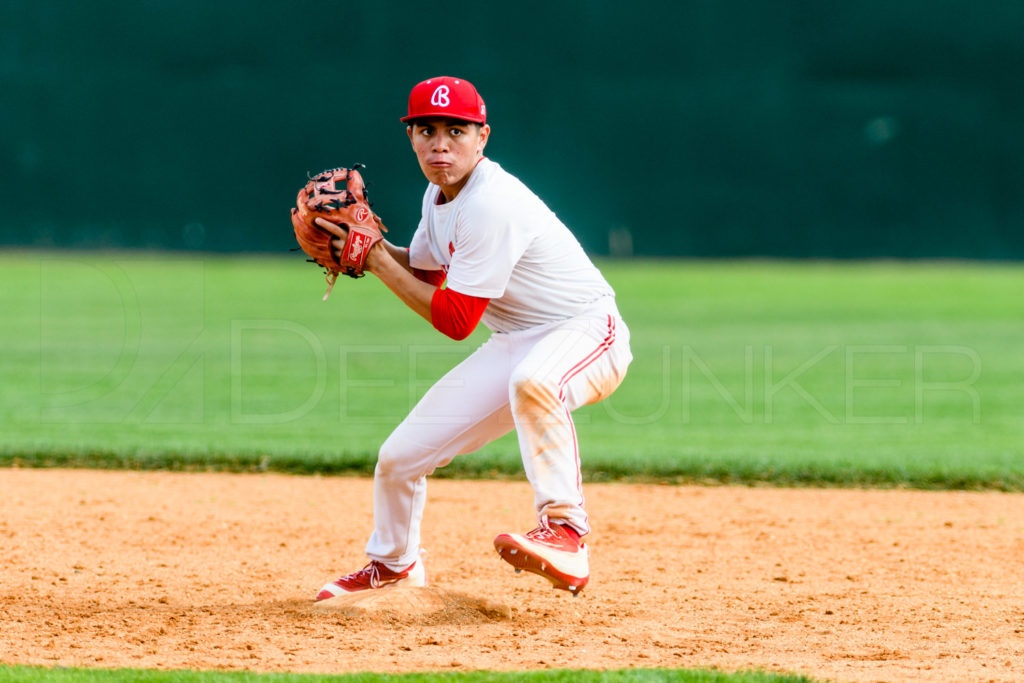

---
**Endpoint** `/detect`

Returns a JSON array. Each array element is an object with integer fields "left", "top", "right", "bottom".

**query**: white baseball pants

[{"left": 364, "top": 297, "right": 632, "bottom": 569}]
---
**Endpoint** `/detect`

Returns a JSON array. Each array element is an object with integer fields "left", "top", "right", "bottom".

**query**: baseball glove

[{"left": 290, "top": 165, "right": 386, "bottom": 299}]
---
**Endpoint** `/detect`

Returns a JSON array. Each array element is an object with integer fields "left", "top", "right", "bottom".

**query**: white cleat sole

[{"left": 493, "top": 534, "right": 589, "bottom": 595}]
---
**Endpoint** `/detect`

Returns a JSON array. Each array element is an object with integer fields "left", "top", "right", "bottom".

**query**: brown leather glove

[{"left": 290, "top": 166, "right": 386, "bottom": 299}]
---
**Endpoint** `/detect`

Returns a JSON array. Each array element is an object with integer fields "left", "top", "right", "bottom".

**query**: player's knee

[
  {"left": 375, "top": 433, "right": 432, "bottom": 480},
  {"left": 375, "top": 435, "right": 411, "bottom": 479}
]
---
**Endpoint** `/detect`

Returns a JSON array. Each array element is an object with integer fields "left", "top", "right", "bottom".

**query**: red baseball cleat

[
  {"left": 315, "top": 559, "right": 426, "bottom": 601},
  {"left": 494, "top": 518, "right": 589, "bottom": 595}
]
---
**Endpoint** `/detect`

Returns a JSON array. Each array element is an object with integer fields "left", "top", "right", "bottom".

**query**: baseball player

[{"left": 314, "top": 76, "right": 632, "bottom": 599}]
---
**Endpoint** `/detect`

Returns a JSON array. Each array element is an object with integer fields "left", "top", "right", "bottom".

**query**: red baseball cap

[{"left": 401, "top": 76, "right": 487, "bottom": 124}]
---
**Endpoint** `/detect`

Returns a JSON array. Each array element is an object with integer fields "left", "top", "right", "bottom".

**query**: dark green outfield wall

[{"left": 2, "top": 1, "right": 1023, "bottom": 258}]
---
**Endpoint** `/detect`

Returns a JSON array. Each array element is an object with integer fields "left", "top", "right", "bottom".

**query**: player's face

[{"left": 407, "top": 118, "right": 490, "bottom": 200}]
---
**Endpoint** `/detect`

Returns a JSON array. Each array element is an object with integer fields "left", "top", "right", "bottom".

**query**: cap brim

[{"left": 400, "top": 112, "right": 486, "bottom": 124}]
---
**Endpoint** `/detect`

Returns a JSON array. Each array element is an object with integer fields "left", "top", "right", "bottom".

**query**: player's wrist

[{"left": 364, "top": 241, "right": 395, "bottom": 275}]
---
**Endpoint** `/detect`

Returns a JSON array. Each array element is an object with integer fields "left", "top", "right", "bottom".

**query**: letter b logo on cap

[{"left": 430, "top": 85, "right": 450, "bottom": 107}]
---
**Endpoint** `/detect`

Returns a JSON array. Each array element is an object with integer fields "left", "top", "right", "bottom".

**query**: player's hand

[
  {"left": 315, "top": 216, "right": 387, "bottom": 272},
  {"left": 363, "top": 236, "right": 391, "bottom": 273},
  {"left": 364, "top": 214, "right": 391, "bottom": 272},
  {"left": 314, "top": 217, "right": 349, "bottom": 259}
]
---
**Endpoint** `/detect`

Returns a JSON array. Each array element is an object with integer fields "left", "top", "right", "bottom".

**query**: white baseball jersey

[
  {"left": 408, "top": 158, "right": 615, "bottom": 332},
  {"left": 363, "top": 156, "right": 633, "bottom": 573}
]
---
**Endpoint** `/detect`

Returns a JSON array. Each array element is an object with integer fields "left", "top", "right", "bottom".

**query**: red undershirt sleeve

[{"left": 430, "top": 287, "right": 490, "bottom": 341}]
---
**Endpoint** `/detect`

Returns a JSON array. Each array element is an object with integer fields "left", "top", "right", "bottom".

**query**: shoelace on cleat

[
  {"left": 524, "top": 525, "right": 559, "bottom": 541},
  {"left": 345, "top": 561, "right": 385, "bottom": 588},
  {"left": 523, "top": 515, "right": 565, "bottom": 543}
]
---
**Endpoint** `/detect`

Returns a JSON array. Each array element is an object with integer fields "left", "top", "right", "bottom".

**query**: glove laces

[{"left": 322, "top": 270, "right": 339, "bottom": 301}]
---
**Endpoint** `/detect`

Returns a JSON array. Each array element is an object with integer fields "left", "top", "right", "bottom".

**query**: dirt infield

[{"left": 1, "top": 469, "right": 1021, "bottom": 682}]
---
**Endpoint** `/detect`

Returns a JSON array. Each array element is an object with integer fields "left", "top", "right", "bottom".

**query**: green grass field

[
  {"left": 2, "top": 251, "right": 1022, "bottom": 489},
  {"left": 0, "top": 666, "right": 818, "bottom": 683}
]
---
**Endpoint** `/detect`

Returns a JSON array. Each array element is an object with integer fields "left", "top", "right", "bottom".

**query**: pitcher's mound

[{"left": 313, "top": 586, "right": 512, "bottom": 621}]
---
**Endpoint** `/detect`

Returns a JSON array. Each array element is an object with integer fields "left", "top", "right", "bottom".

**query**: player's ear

[
  {"left": 477, "top": 124, "right": 491, "bottom": 153},
  {"left": 406, "top": 125, "right": 414, "bottom": 143}
]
